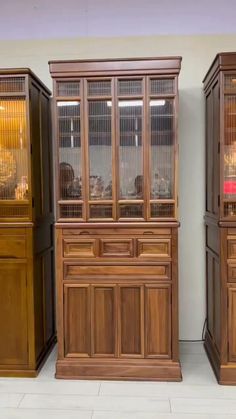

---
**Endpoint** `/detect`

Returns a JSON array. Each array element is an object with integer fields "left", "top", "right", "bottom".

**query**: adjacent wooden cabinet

[
  {"left": 204, "top": 53, "right": 236, "bottom": 384},
  {"left": 0, "top": 69, "right": 55, "bottom": 376},
  {"left": 49, "top": 57, "right": 182, "bottom": 380}
]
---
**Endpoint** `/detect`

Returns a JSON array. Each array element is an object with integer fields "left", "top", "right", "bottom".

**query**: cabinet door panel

[
  {"left": 145, "top": 285, "right": 171, "bottom": 358},
  {"left": 92, "top": 286, "right": 116, "bottom": 356},
  {"left": 119, "top": 286, "right": 144, "bottom": 357},
  {"left": 0, "top": 262, "right": 28, "bottom": 365},
  {"left": 228, "top": 288, "right": 236, "bottom": 361},
  {"left": 64, "top": 285, "right": 90, "bottom": 357}
]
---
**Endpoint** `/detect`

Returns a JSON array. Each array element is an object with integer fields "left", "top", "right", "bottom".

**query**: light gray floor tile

[
  {"left": 19, "top": 394, "right": 170, "bottom": 412},
  {"left": 180, "top": 342, "right": 205, "bottom": 354},
  {"left": 181, "top": 359, "right": 217, "bottom": 385},
  {"left": 0, "top": 379, "right": 100, "bottom": 395},
  {"left": 171, "top": 397, "right": 236, "bottom": 414},
  {"left": 0, "top": 393, "right": 23, "bottom": 408},
  {"left": 92, "top": 412, "right": 220, "bottom": 419},
  {"left": 0, "top": 408, "right": 92, "bottom": 418}
]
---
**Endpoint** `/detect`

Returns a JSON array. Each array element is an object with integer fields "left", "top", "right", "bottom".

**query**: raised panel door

[
  {"left": 64, "top": 284, "right": 90, "bottom": 357},
  {"left": 0, "top": 261, "right": 28, "bottom": 365},
  {"left": 228, "top": 288, "right": 236, "bottom": 361},
  {"left": 145, "top": 284, "right": 171, "bottom": 358},
  {"left": 92, "top": 285, "right": 116, "bottom": 357},
  {"left": 118, "top": 285, "right": 144, "bottom": 357}
]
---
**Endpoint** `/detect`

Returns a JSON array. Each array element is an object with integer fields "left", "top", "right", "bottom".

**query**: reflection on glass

[
  {"left": 0, "top": 98, "right": 28, "bottom": 200},
  {"left": 150, "top": 78, "right": 174, "bottom": 95},
  {"left": 224, "top": 75, "right": 236, "bottom": 91},
  {"left": 60, "top": 203, "right": 82, "bottom": 218},
  {"left": 88, "top": 101, "right": 112, "bottom": 200},
  {"left": 119, "top": 204, "right": 143, "bottom": 218},
  {"left": 119, "top": 100, "right": 143, "bottom": 199},
  {"left": 224, "top": 96, "right": 236, "bottom": 200},
  {"left": 118, "top": 79, "right": 142, "bottom": 95},
  {"left": 150, "top": 100, "right": 174, "bottom": 199},
  {"left": 151, "top": 203, "right": 174, "bottom": 218},
  {"left": 57, "top": 82, "right": 80, "bottom": 97},
  {"left": 90, "top": 204, "right": 113, "bottom": 218},
  {"left": 58, "top": 101, "right": 82, "bottom": 200}
]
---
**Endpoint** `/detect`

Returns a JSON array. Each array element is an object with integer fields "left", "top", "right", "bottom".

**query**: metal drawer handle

[
  {"left": 143, "top": 231, "right": 154, "bottom": 235},
  {"left": 79, "top": 231, "right": 90, "bottom": 235}
]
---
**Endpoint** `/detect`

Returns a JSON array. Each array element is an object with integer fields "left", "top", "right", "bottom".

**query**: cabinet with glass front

[
  {"left": 0, "top": 69, "right": 55, "bottom": 377},
  {"left": 50, "top": 57, "right": 182, "bottom": 381},
  {"left": 204, "top": 53, "right": 236, "bottom": 384}
]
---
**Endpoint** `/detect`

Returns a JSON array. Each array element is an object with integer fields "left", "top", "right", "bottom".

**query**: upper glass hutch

[
  {"left": 0, "top": 73, "right": 30, "bottom": 220},
  {"left": 50, "top": 58, "right": 181, "bottom": 222}
]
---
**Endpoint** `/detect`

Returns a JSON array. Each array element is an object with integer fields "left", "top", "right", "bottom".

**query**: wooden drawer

[
  {"left": 100, "top": 239, "right": 134, "bottom": 257},
  {"left": 228, "top": 264, "right": 236, "bottom": 282},
  {"left": 0, "top": 230, "right": 26, "bottom": 259},
  {"left": 228, "top": 237, "right": 236, "bottom": 259},
  {"left": 137, "top": 239, "right": 171, "bottom": 258},
  {"left": 62, "top": 228, "right": 172, "bottom": 236},
  {"left": 63, "top": 239, "right": 97, "bottom": 258},
  {"left": 64, "top": 263, "right": 170, "bottom": 280}
]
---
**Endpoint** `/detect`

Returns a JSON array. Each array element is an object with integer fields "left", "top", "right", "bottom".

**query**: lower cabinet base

[
  {"left": 56, "top": 358, "right": 182, "bottom": 381},
  {"left": 0, "top": 334, "right": 56, "bottom": 378},
  {"left": 205, "top": 330, "right": 236, "bottom": 385}
]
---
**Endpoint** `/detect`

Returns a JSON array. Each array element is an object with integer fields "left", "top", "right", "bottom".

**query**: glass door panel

[
  {"left": 0, "top": 98, "right": 28, "bottom": 201},
  {"left": 58, "top": 101, "right": 82, "bottom": 201},
  {"left": 150, "top": 98, "right": 175, "bottom": 218},
  {"left": 118, "top": 100, "right": 143, "bottom": 200},
  {"left": 88, "top": 100, "right": 112, "bottom": 201},
  {"left": 224, "top": 94, "right": 236, "bottom": 216}
]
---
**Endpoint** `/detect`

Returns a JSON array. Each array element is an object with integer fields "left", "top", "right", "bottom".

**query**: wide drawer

[
  {"left": 0, "top": 229, "right": 26, "bottom": 258},
  {"left": 63, "top": 237, "right": 171, "bottom": 259},
  {"left": 64, "top": 263, "right": 171, "bottom": 280}
]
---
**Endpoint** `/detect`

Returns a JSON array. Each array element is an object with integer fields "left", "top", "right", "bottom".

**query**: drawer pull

[
  {"left": 79, "top": 231, "right": 90, "bottom": 235},
  {"left": 143, "top": 231, "right": 154, "bottom": 235}
]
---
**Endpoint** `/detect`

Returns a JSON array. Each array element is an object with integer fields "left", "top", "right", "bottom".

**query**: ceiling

[{"left": 1, "top": 0, "right": 236, "bottom": 40}]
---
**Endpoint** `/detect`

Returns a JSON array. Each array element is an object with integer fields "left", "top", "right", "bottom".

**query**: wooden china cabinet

[
  {"left": 49, "top": 57, "right": 182, "bottom": 381},
  {"left": 0, "top": 69, "right": 55, "bottom": 377},
  {"left": 204, "top": 53, "right": 236, "bottom": 384}
]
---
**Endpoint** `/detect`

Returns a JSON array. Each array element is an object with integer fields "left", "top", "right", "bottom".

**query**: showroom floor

[{"left": 1, "top": 343, "right": 236, "bottom": 418}]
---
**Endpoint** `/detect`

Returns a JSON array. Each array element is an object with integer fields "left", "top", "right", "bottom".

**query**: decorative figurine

[
  {"left": 0, "top": 147, "right": 16, "bottom": 199},
  {"left": 15, "top": 175, "right": 28, "bottom": 200}
]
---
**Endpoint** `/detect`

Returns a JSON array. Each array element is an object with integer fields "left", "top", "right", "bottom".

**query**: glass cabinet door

[
  {"left": 87, "top": 80, "right": 114, "bottom": 220},
  {"left": 149, "top": 78, "right": 175, "bottom": 219},
  {"left": 0, "top": 97, "right": 28, "bottom": 201},
  {"left": 223, "top": 75, "right": 236, "bottom": 217},
  {"left": 117, "top": 79, "right": 144, "bottom": 219},
  {"left": 57, "top": 85, "right": 83, "bottom": 219}
]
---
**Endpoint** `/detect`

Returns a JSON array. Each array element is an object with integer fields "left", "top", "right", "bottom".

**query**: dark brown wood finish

[
  {"left": 0, "top": 69, "right": 55, "bottom": 377},
  {"left": 50, "top": 57, "right": 182, "bottom": 381},
  {"left": 204, "top": 53, "right": 236, "bottom": 384}
]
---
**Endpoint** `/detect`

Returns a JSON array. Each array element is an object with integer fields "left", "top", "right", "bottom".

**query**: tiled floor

[{"left": 1, "top": 343, "right": 236, "bottom": 418}]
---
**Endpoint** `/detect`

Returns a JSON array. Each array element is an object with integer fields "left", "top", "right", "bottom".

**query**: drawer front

[
  {"left": 228, "top": 264, "right": 236, "bottom": 282},
  {"left": 137, "top": 239, "right": 171, "bottom": 258},
  {"left": 0, "top": 234, "right": 26, "bottom": 258},
  {"left": 100, "top": 239, "right": 134, "bottom": 257},
  {"left": 64, "top": 263, "right": 170, "bottom": 280},
  {"left": 63, "top": 239, "right": 97, "bottom": 258},
  {"left": 62, "top": 228, "right": 172, "bottom": 236},
  {"left": 228, "top": 238, "right": 236, "bottom": 259}
]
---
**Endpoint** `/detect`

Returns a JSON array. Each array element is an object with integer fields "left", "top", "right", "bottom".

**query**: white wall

[{"left": 2, "top": 34, "right": 236, "bottom": 339}]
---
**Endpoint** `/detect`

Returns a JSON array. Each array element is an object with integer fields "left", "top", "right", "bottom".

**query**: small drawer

[
  {"left": 0, "top": 234, "right": 26, "bottom": 258},
  {"left": 100, "top": 239, "right": 134, "bottom": 257},
  {"left": 64, "top": 263, "right": 170, "bottom": 280},
  {"left": 228, "top": 264, "right": 236, "bottom": 282},
  {"left": 63, "top": 239, "right": 97, "bottom": 258},
  {"left": 137, "top": 239, "right": 171, "bottom": 258},
  {"left": 228, "top": 238, "right": 236, "bottom": 259}
]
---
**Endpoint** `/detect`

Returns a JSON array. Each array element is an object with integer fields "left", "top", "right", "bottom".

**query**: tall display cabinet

[
  {"left": 204, "top": 53, "right": 236, "bottom": 384},
  {"left": 0, "top": 69, "right": 55, "bottom": 377},
  {"left": 50, "top": 57, "right": 182, "bottom": 381}
]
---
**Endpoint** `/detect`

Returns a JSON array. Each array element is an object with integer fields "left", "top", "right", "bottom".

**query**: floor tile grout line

[
  {"left": 98, "top": 382, "right": 102, "bottom": 396},
  {"left": 17, "top": 393, "right": 26, "bottom": 408}
]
